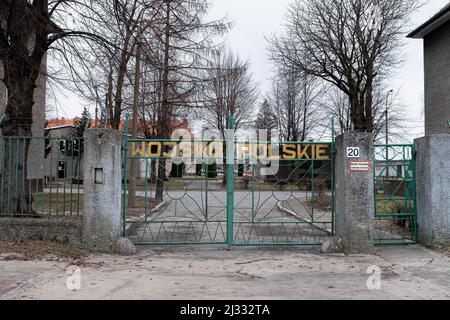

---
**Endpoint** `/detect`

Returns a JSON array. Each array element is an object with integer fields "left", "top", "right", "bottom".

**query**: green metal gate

[
  {"left": 122, "top": 122, "right": 336, "bottom": 246},
  {"left": 373, "top": 144, "right": 418, "bottom": 244}
]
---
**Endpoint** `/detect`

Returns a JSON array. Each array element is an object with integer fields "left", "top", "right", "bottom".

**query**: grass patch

[
  {"left": 31, "top": 193, "right": 83, "bottom": 216},
  {"left": 375, "top": 195, "right": 414, "bottom": 214}
]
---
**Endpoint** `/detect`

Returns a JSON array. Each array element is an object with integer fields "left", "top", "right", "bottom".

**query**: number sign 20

[{"left": 347, "top": 147, "right": 360, "bottom": 158}]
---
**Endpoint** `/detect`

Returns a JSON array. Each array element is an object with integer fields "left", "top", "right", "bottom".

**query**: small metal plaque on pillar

[{"left": 349, "top": 160, "right": 371, "bottom": 172}]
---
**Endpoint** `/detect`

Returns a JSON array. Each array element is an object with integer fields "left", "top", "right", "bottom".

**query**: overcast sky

[{"left": 56, "top": 0, "right": 450, "bottom": 143}]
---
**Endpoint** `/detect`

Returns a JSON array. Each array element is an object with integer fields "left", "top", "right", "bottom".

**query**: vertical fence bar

[
  {"left": 373, "top": 146, "right": 378, "bottom": 221},
  {"left": 251, "top": 162, "right": 255, "bottom": 222},
  {"left": 39, "top": 139, "right": 44, "bottom": 215},
  {"left": 205, "top": 152, "right": 209, "bottom": 221},
  {"left": 1, "top": 138, "right": 5, "bottom": 212},
  {"left": 122, "top": 115, "right": 129, "bottom": 237},
  {"left": 331, "top": 117, "right": 336, "bottom": 233},
  {"left": 411, "top": 146, "right": 419, "bottom": 242},
  {"left": 62, "top": 140, "right": 67, "bottom": 215},
  {"left": 8, "top": 138, "right": 12, "bottom": 213},
  {"left": 35, "top": 138, "right": 39, "bottom": 215},
  {"left": 22, "top": 139, "right": 26, "bottom": 215},
  {"left": 402, "top": 146, "right": 407, "bottom": 214},
  {"left": 149, "top": 159, "right": 154, "bottom": 214},
  {"left": 56, "top": 140, "right": 60, "bottom": 215},
  {"left": 0, "top": 137, "right": 5, "bottom": 211},
  {"left": 49, "top": 139, "right": 53, "bottom": 216},
  {"left": 28, "top": 138, "right": 32, "bottom": 215},
  {"left": 70, "top": 139, "right": 74, "bottom": 215},
  {"left": 14, "top": 139, "right": 19, "bottom": 215},
  {"left": 145, "top": 158, "right": 149, "bottom": 221},
  {"left": 311, "top": 158, "right": 315, "bottom": 222},
  {"left": 226, "top": 115, "right": 235, "bottom": 247},
  {"left": 331, "top": 143, "right": 336, "bottom": 235},
  {"left": 77, "top": 138, "right": 82, "bottom": 216}
]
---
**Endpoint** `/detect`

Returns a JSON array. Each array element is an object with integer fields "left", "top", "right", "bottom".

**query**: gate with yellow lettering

[
  {"left": 122, "top": 121, "right": 335, "bottom": 246},
  {"left": 231, "top": 140, "right": 335, "bottom": 246}
]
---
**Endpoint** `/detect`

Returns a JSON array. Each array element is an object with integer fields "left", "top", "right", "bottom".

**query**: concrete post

[
  {"left": 323, "top": 132, "right": 375, "bottom": 254},
  {"left": 414, "top": 134, "right": 450, "bottom": 246},
  {"left": 82, "top": 129, "right": 123, "bottom": 252}
]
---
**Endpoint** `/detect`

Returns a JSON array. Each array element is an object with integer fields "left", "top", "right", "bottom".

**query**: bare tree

[
  {"left": 57, "top": 0, "right": 161, "bottom": 129},
  {"left": 323, "top": 84, "right": 406, "bottom": 142},
  {"left": 137, "top": 0, "right": 230, "bottom": 200},
  {"left": 267, "top": 67, "right": 323, "bottom": 142},
  {"left": 201, "top": 50, "right": 258, "bottom": 185},
  {"left": 201, "top": 51, "right": 257, "bottom": 139},
  {"left": 269, "top": 0, "right": 422, "bottom": 133},
  {"left": 255, "top": 99, "right": 277, "bottom": 141},
  {"left": 0, "top": 0, "right": 107, "bottom": 214},
  {"left": 323, "top": 87, "right": 352, "bottom": 135}
]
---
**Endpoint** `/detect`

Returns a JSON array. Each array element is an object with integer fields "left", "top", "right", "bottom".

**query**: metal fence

[
  {"left": 373, "top": 144, "right": 418, "bottom": 244},
  {"left": 0, "top": 136, "right": 84, "bottom": 217}
]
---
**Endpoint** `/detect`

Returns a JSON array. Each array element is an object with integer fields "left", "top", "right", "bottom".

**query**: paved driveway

[{"left": 1, "top": 245, "right": 450, "bottom": 300}]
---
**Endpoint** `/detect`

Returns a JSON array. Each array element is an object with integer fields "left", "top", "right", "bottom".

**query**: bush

[
  {"left": 170, "top": 163, "right": 185, "bottom": 178},
  {"left": 238, "top": 164, "right": 244, "bottom": 177},
  {"left": 207, "top": 162, "right": 217, "bottom": 178},
  {"left": 196, "top": 164, "right": 203, "bottom": 176},
  {"left": 393, "top": 204, "right": 415, "bottom": 231}
]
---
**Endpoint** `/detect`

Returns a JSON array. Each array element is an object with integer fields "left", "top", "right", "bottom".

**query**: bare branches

[
  {"left": 266, "top": 66, "right": 324, "bottom": 141},
  {"left": 200, "top": 50, "right": 258, "bottom": 139},
  {"left": 268, "top": 0, "right": 422, "bottom": 133}
]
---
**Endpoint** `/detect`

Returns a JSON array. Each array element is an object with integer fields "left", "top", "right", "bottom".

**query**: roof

[
  {"left": 45, "top": 117, "right": 191, "bottom": 137},
  {"left": 407, "top": 3, "right": 450, "bottom": 38},
  {"left": 46, "top": 118, "right": 76, "bottom": 129}
]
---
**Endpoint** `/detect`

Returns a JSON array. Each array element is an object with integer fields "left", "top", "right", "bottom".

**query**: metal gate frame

[
  {"left": 373, "top": 144, "right": 418, "bottom": 244},
  {"left": 122, "top": 117, "right": 336, "bottom": 246}
]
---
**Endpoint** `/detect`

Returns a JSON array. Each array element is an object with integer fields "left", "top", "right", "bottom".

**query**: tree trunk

[
  {"left": 155, "top": 1, "right": 172, "bottom": 202},
  {"left": 107, "top": 64, "right": 114, "bottom": 126},
  {"left": 364, "top": 77, "right": 374, "bottom": 133},
  {"left": 350, "top": 93, "right": 365, "bottom": 132},
  {"left": 1, "top": 0, "right": 50, "bottom": 216},
  {"left": 112, "top": 33, "right": 132, "bottom": 130},
  {"left": 128, "top": 43, "right": 141, "bottom": 208},
  {"left": 1, "top": 70, "right": 36, "bottom": 215}
]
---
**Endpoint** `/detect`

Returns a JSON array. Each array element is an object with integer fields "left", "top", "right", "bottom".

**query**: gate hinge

[
  {"left": 412, "top": 149, "right": 417, "bottom": 160},
  {"left": 330, "top": 145, "right": 337, "bottom": 155}
]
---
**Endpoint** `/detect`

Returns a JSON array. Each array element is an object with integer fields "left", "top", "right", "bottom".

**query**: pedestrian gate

[{"left": 373, "top": 144, "right": 418, "bottom": 244}]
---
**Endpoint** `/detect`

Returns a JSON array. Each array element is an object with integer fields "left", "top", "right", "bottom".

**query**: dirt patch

[
  {"left": 431, "top": 245, "right": 450, "bottom": 258},
  {"left": 305, "top": 194, "right": 332, "bottom": 211},
  {"left": 127, "top": 197, "right": 163, "bottom": 219},
  {"left": 0, "top": 241, "right": 89, "bottom": 262}
]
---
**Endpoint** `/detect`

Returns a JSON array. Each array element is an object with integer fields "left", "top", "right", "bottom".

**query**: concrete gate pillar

[
  {"left": 82, "top": 129, "right": 134, "bottom": 253},
  {"left": 323, "top": 132, "right": 375, "bottom": 254},
  {"left": 414, "top": 134, "right": 450, "bottom": 246}
]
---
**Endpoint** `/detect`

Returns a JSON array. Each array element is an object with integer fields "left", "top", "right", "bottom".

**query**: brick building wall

[{"left": 423, "top": 20, "right": 450, "bottom": 135}]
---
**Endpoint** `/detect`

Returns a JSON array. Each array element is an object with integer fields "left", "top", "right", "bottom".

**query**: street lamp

[
  {"left": 94, "top": 84, "right": 99, "bottom": 127},
  {"left": 385, "top": 89, "right": 394, "bottom": 176}
]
